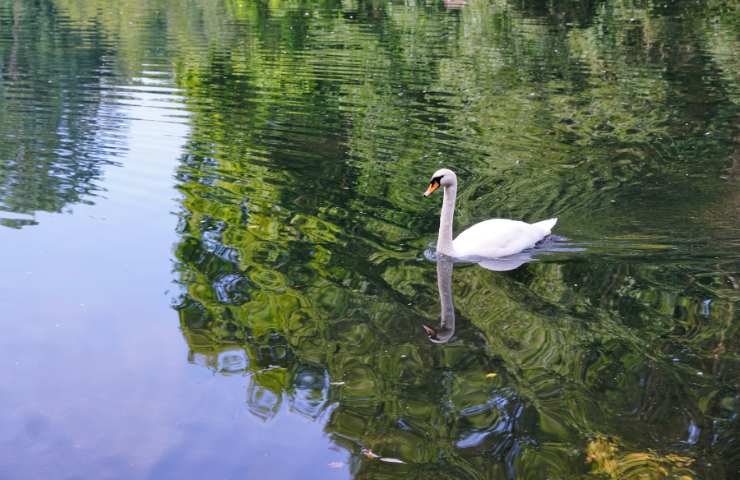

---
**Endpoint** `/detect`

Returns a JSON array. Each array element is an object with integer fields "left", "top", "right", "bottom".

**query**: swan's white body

[
  {"left": 424, "top": 168, "right": 556, "bottom": 261},
  {"left": 452, "top": 218, "right": 558, "bottom": 258}
]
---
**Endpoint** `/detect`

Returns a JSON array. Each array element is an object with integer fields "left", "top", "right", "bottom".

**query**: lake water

[{"left": 0, "top": 1, "right": 738, "bottom": 478}]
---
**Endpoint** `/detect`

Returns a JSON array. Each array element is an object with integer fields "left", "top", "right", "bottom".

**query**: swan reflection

[
  {"left": 423, "top": 254, "right": 456, "bottom": 343},
  {"left": 424, "top": 236, "right": 581, "bottom": 343},
  {"left": 471, "top": 234, "right": 581, "bottom": 271},
  {"left": 425, "top": 234, "right": 581, "bottom": 272}
]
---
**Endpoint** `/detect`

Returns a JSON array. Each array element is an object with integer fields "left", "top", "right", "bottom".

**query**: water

[{"left": 0, "top": 0, "right": 738, "bottom": 478}]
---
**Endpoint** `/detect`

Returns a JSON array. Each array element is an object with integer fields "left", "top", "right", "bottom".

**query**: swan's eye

[{"left": 431, "top": 175, "right": 443, "bottom": 185}]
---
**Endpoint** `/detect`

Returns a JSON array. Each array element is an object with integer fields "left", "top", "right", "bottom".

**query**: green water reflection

[
  {"left": 0, "top": 0, "right": 125, "bottom": 226},
  {"left": 168, "top": 0, "right": 738, "bottom": 477},
  {"left": 2, "top": 0, "right": 739, "bottom": 478}
]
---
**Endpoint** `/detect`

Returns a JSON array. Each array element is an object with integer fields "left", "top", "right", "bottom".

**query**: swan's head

[
  {"left": 422, "top": 323, "right": 454, "bottom": 344},
  {"left": 423, "top": 168, "right": 457, "bottom": 197}
]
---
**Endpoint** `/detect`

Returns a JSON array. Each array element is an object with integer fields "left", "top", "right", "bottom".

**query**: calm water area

[{"left": 0, "top": 0, "right": 738, "bottom": 478}]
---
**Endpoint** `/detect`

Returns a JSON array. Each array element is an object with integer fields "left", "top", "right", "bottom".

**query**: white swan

[{"left": 424, "top": 168, "right": 557, "bottom": 260}]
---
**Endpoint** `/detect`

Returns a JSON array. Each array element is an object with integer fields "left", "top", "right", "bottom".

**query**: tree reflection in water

[
  {"left": 159, "top": 0, "right": 739, "bottom": 476},
  {"left": 0, "top": 0, "right": 125, "bottom": 226},
  {"left": 0, "top": 0, "right": 736, "bottom": 477}
]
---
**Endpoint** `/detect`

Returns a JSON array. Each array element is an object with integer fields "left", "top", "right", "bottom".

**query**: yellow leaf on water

[{"left": 485, "top": 373, "right": 497, "bottom": 379}]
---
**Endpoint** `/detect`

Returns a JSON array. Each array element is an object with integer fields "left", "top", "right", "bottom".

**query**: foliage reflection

[
  {"left": 167, "top": 0, "right": 738, "bottom": 478},
  {"left": 16, "top": 0, "right": 736, "bottom": 477}
]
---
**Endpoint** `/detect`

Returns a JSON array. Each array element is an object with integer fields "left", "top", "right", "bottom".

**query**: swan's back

[{"left": 453, "top": 218, "right": 557, "bottom": 259}]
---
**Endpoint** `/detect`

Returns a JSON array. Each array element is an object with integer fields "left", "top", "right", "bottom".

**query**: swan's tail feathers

[{"left": 534, "top": 218, "right": 558, "bottom": 234}]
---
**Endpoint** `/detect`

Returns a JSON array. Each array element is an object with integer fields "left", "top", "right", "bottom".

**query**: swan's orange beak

[{"left": 423, "top": 182, "right": 440, "bottom": 197}]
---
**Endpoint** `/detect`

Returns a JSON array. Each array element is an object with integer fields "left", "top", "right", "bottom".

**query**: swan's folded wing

[{"left": 453, "top": 219, "right": 549, "bottom": 258}]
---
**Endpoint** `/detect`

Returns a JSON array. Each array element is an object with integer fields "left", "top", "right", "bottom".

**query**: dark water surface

[{"left": 1, "top": 0, "right": 738, "bottom": 478}]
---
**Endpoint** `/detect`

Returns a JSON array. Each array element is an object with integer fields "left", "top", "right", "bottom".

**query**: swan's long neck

[{"left": 437, "top": 184, "right": 457, "bottom": 256}]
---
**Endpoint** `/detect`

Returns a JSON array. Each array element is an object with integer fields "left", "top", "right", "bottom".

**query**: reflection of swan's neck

[
  {"left": 437, "top": 184, "right": 457, "bottom": 256},
  {"left": 438, "top": 257, "right": 454, "bottom": 333},
  {"left": 425, "top": 256, "right": 455, "bottom": 344}
]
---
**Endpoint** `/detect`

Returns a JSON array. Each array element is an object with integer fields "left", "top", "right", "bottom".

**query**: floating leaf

[
  {"left": 380, "top": 457, "right": 406, "bottom": 464},
  {"left": 485, "top": 373, "right": 497, "bottom": 379}
]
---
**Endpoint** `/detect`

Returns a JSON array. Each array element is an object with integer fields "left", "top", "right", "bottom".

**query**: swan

[{"left": 423, "top": 168, "right": 557, "bottom": 260}]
